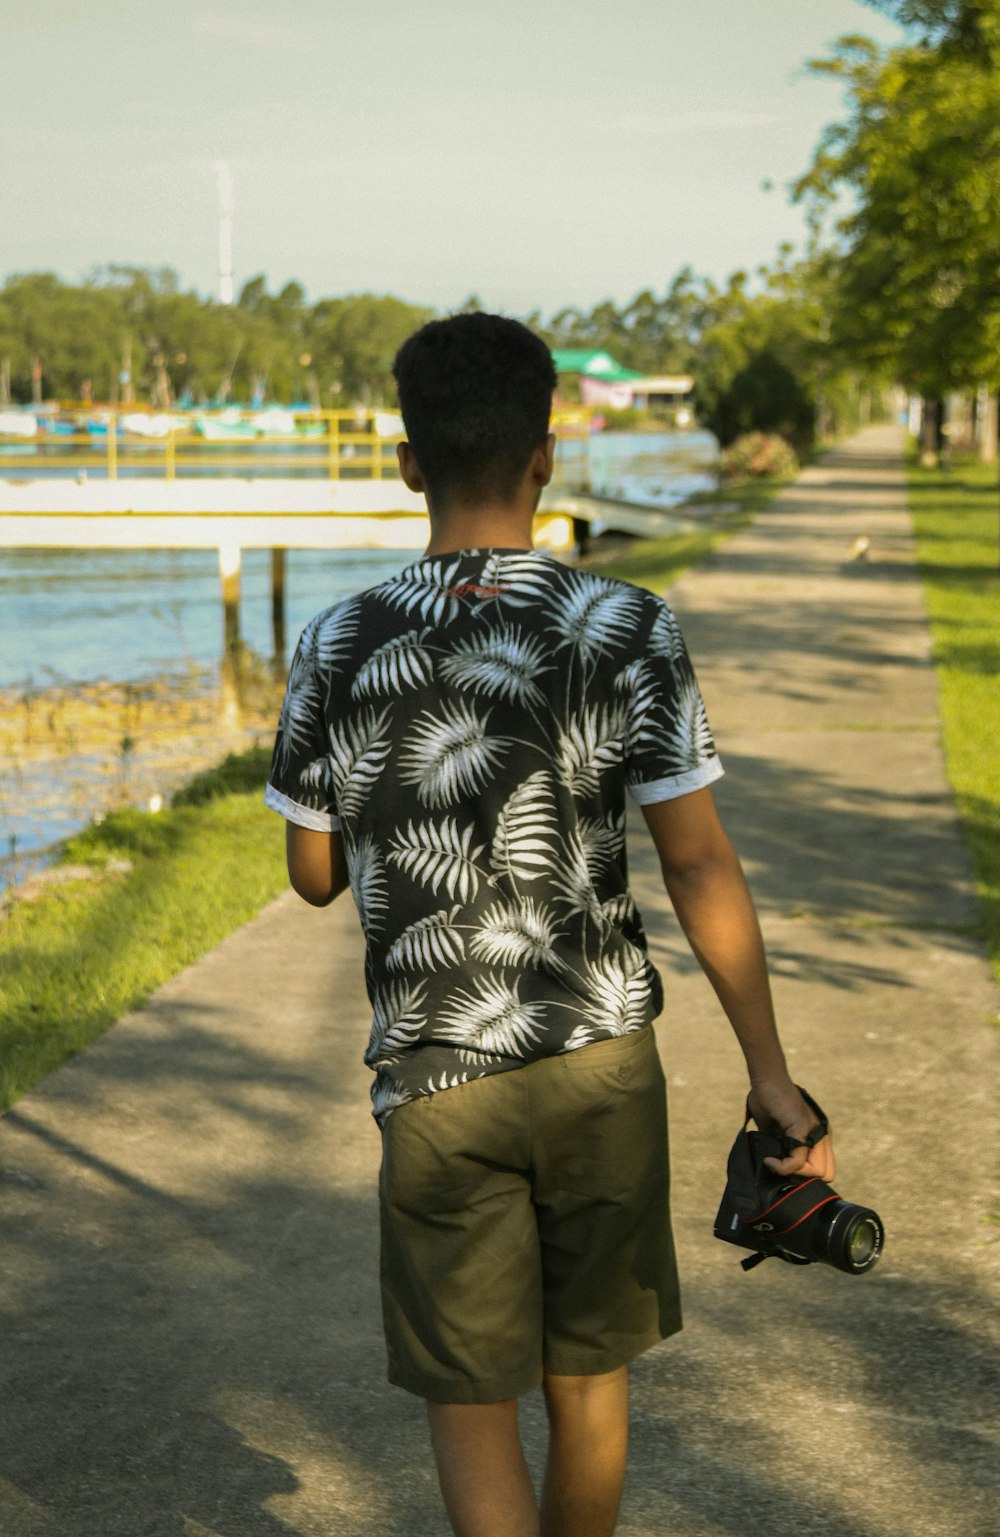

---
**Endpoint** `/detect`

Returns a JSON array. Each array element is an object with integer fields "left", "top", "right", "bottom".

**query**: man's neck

[{"left": 423, "top": 502, "right": 536, "bottom": 556}]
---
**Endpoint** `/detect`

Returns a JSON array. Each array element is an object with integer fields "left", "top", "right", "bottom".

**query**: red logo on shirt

[{"left": 447, "top": 582, "right": 507, "bottom": 599}]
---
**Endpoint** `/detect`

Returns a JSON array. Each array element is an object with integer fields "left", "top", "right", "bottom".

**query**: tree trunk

[
  {"left": 919, "top": 396, "right": 944, "bottom": 466},
  {"left": 977, "top": 386, "right": 998, "bottom": 461}
]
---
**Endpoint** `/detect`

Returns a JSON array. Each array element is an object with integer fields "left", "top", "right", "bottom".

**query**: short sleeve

[
  {"left": 623, "top": 598, "right": 724, "bottom": 805},
  {"left": 264, "top": 621, "right": 341, "bottom": 833}
]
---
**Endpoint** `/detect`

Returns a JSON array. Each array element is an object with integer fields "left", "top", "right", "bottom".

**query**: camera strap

[{"left": 744, "top": 1085, "right": 829, "bottom": 1158}]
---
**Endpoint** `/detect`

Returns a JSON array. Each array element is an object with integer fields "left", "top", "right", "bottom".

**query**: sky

[{"left": 1, "top": 0, "right": 904, "bottom": 317}]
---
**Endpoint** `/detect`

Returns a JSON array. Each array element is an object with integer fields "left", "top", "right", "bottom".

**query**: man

[{"left": 265, "top": 312, "right": 834, "bottom": 1537}]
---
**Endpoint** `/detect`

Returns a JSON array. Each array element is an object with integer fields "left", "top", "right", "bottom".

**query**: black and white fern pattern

[
  {"left": 370, "top": 1077, "right": 414, "bottom": 1119},
  {"left": 551, "top": 832, "right": 604, "bottom": 921},
  {"left": 470, "top": 898, "right": 563, "bottom": 971},
  {"left": 381, "top": 556, "right": 464, "bottom": 626},
  {"left": 601, "top": 892, "right": 638, "bottom": 928},
  {"left": 366, "top": 977, "right": 428, "bottom": 1063},
  {"left": 439, "top": 625, "right": 550, "bottom": 706},
  {"left": 662, "top": 676, "right": 716, "bottom": 772},
  {"left": 615, "top": 659, "right": 664, "bottom": 755},
  {"left": 555, "top": 706, "right": 626, "bottom": 797},
  {"left": 298, "top": 755, "right": 333, "bottom": 796},
  {"left": 347, "top": 834, "right": 388, "bottom": 936},
  {"left": 490, "top": 771, "right": 560, "bottom": 883},
  {"left": 437, "top": 976, "right": 547, "bottom": 1061},
  {"left": 327, "top": 707, "right": 393, "bottom": 822},
  {"left": 385, "top": 907, "right": 466, "bottom": 973},
  {"left": 648, "top": 603, "right": 685, "bottom": 663},
  {"left": 578, "top": 811, "right": 626, "bottom": 881},
  {"left": 565, "top": 950, "right": 650, "bottom": 1047},
  {"left": 351, "top": 628, "right": 434, "bottom": 699},
  {"left": 387, "top": 818, "right": 485, "bottom": 903},
  {"left": 481, "top": 550, "right": 561, "bottom": 609},
  {"left": 274, "top": 646, "right": 323, "bottom": 776},
  {"left": 307, "top": 598, "right": 361, "bottom": 668},
  {"left": 547, "top": 572, "right": 642, "bottom": 666},
  {"left": 400, "top": 700, "right": 509, "bottom": 808}
]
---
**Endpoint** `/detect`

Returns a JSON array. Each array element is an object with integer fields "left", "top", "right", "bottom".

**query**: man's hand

[{"left": 747, "top": 1079, "right": 836, "bottom": 1182}]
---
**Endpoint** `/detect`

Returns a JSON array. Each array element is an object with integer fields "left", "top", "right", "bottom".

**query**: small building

[
  {"left": 552, "top": 349, "right": 642, "bottom": 410},
  {"left": 552, "top": 350, "right": 694, "bottom": 417},
  {"left": 629, "top": 374, "right": 694, "bottom": 411}
]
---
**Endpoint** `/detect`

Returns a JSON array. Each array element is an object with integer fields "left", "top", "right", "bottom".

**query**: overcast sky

[{"left": 2, "top": 0, "right": 903, "bottom": 315}]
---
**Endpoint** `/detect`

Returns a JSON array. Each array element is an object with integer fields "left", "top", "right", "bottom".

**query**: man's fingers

[{"left": 763, "top": 1136, "right": 836, "bottom": 1182}]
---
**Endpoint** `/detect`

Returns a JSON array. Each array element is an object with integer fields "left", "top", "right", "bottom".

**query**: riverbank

[{"left": 0, "top": 662, "right": 282, "bottom": 888}]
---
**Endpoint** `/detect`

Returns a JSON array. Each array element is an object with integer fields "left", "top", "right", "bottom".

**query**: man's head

[{"left": 392, "top": 312, "right": 556, "bottom": 511}]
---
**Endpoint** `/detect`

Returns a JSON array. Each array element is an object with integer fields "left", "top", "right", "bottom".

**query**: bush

[
  {"left": 708, "top": 350, "right": 815, "bottom": 455},
  {"left": 720, "top": 432, "right": 799, "bottom": 482},
  {"left": 596, "top": 406, "right": 646, "bottom": 431}
]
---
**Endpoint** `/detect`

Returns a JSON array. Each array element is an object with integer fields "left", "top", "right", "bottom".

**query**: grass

[
  {"left": 0, "top": 474, "right": 788, "bottom": 1111},
  {"left": 0, "top": 752, "right": 285, "bottom": 1112},
  {"left": 907, "top": 457, "right": 1000, "bottom": 983}
]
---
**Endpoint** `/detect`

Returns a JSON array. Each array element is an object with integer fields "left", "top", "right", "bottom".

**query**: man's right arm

[
  {"left": 286, "top": 823, "right": 350, "bottom": 908},
  {"left": 641, "top": 786, "right": 835, "bottom": 1180}
]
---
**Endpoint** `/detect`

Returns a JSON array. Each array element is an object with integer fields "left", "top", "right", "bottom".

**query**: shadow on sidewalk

[{"left": 3, "top": 1046, "right": 997, "bottom": 1536}]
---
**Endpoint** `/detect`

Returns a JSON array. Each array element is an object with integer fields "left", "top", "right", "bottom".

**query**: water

[
  {"left": 588, "top": 429, "right": 718, "bottom": 507},
  {"left": 0, "top": 547, "right": 408, "bottom": 690}
]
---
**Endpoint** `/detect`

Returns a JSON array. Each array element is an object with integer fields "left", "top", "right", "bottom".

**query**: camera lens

[
  {"left": 847, "top": 1220, "right": 878, "bottom": 1266},
  {"left": 827, "top": 1205, "right": 884, "bottom": 1274}
]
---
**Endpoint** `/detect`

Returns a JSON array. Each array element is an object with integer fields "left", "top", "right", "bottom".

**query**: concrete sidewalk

[{"left": 1, "top": 426, "right": 997, "bottom": 1537}]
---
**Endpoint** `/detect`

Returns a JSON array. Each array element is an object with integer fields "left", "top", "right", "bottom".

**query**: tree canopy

[
  {"left": 797, "top": 0, "right": 1000, "bottom": 393},
  {"left": 0, "top": 268, "right": 433, "bottom": 408}
]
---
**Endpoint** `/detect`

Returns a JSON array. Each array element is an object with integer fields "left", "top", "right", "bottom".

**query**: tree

[
  {"left": 796, "top": 3, "right": 1000, "bottom": 446},
  {"left": 708, "top": 351, "right": 816, "bottom": 452}
]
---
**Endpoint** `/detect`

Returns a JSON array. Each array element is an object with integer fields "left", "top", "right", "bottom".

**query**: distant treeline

[{"left": 0, "top": 254, "right": 876, "bottom": 451}]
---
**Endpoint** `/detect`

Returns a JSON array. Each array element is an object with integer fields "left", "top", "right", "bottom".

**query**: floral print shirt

[{"left": 265, "top": 548, "right": 723, "bottom": 1123}]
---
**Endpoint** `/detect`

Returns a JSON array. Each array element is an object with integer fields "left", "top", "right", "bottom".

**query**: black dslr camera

[{"left": 714, "top": 1089, "right": 884, "bottom": 1276}]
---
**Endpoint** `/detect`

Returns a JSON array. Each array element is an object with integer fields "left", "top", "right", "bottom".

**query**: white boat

[{"left": 0, "top": 411, "right": 38, "bottom": 438}]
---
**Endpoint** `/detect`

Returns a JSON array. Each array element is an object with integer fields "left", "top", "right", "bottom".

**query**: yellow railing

[{"left": 0, "top": 405, "right": 594, "bottom": 483}]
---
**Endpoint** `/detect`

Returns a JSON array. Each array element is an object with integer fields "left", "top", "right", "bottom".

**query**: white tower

[{"left": 216, "top": 160, "right": 235, "bottom": 305}]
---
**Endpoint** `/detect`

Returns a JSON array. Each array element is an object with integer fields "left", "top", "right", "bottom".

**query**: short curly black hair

[{"left": 392, "top": 312, "right": 556, "bottom": 507}]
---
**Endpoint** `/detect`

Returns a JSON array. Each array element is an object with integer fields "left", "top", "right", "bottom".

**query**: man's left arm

[
  {"left": 641, "top": 787, "right": 835, "bottom": 1181},
  {"left": 286, "top": 824, "right": 350, "bottom": 907}
]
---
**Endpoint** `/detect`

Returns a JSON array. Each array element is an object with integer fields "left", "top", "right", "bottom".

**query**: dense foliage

[
  {"left": 797, "top": 0, "right": 1000, "bottom": 398},
  {"left": 0, "top": 266, "right": 434, "bottom": 409}
]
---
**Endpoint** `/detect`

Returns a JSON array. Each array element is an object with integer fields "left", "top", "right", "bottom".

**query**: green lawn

[
  {"left": 907, "top": 458, "right": 1000, "bottom": 981},
  {"left": 0, "top": 754, "right": 286, "bottom": 1111}
]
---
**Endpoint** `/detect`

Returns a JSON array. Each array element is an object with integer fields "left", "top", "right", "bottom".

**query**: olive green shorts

[{"left": 378, "top": 1025, "right": 681, "bottom": 1403}]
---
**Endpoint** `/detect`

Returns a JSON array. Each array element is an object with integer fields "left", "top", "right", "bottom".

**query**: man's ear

[
  {"left": 397, "top": 440, "right": 425, "bottom": 492},
  {"left": 531, "top": 432, "right": 556, "bottom": 487}
]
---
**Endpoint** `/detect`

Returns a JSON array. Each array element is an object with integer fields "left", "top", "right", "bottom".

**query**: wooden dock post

[
  {"left": 218, "top": 538, "right": 242, "bottom": 653},
  {"left": 271, "top": 547, "right": 287, "bottom": 672}
]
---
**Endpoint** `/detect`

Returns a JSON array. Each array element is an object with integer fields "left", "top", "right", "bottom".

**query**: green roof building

[{"left": 551, "top": 348, "right": 642, "bottom": 383}]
